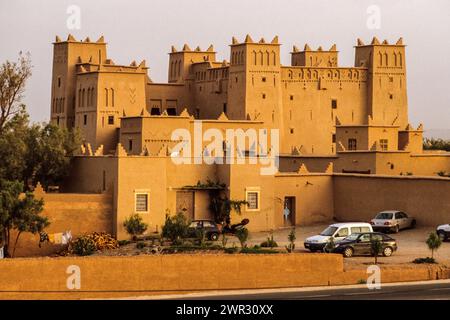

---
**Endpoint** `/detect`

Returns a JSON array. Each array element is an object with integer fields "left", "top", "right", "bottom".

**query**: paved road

[{"left": 176, "top": 281, "right": 450, "bottom": 300}]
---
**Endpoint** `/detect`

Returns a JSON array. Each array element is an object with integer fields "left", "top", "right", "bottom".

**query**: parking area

[{"left": 245, "top": 223, "right": 450, "bottom": 267}]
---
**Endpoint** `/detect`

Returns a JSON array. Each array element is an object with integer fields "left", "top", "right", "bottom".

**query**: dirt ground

[{"left": 247, "top": 223, "right": 450, "bottom": 268}]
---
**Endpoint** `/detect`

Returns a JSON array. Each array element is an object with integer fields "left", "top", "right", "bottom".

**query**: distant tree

[
  {"left": 0, "top": 179, "right": 49, "bottom": 257},
  {"left": 423, "top": 138, "right": 450, "bottom": 152},
  {"left": 0, "top": 110, "right": 81, "bottom": 189},
  {"left": 0, "top": 53, "right": 32, "bottom": 133},
  {"left": 426, "top": 232, "right": 442, "bottom": 260}
]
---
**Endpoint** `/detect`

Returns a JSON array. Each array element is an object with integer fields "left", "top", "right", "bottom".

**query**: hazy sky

[{"left": 0, "top": 0, "right": 449, "bottom": 130}]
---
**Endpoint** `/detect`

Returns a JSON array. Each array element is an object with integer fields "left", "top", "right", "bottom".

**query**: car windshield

[
  {"left": 320, "top": 226, "right": 338, "bottom": 236},
  {"left": 343, "top": 233, "right": 360, "bottom": 241},
  {"left": 375, "top": 212, "right": 393, "bottom": 219}
]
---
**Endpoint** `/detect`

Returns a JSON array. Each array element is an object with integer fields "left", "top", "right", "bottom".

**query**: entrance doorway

[
  {"left": 283, "top": 197, "right": 296, "bottom": 227},
  {"left": 176, "top": 191, "right": 195, "bottom": 220}
]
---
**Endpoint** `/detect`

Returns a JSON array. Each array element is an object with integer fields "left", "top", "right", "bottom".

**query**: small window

[
  {"left": 389, "top": 94, "right": 393, "bottom": 99},
  {"left": 150, "top": 107, "right": 161, "bottom": 115},
  {"left": 290, "top": 95, "right": 294, "bottom": 101},
  {"left": 380, "top": 139, "right": 388, "bottom": 151},
  {"left": 262, "top": 77, "right": 267, "bottom": 82},
  {"left": 57, "top": 77, "right": 61, "bottom": 88},
  {"left": 135, "top": 193, "right": 149, "bottom": 213},
  {"left": 335, "top": 228, "right": 349, "bottom": 238},
  {"left": 351, "top": 227, "right": 362, "bottom": 234},
  {"left": 331, "top": 99, "right": 337, "bottom": 109},
  {"left": 167, "top": 108, "right": 177, "bottom": 116},
  {"left": 348, "top": 138, "right": 357, "bottom": 151},
  {"left": 128, "top": 139, "right": 133, "bottom": 151},
  {"left": 290, "top": 128, "right": 294, "bottom": 134},
  {"left": 223, "top": 103, "right": 227, "bottom": 114},
  {"left": 83, "top": 114, "right": 87, "bottom": 125},
  {"left": 359, "top": 234, "right": 371, "bottom": 242},
  {"left": 262, "top": 93, "right": 266, "bottom": 99},
  {"left": 108, "top": 116, "right": 114, "bottom": 125},
  {"left": 246, "top": 190, "right": 260, "bottom": 211},
  {"left": 389, "top": 77, "right": 394, "bottom": 82},
  {"left": 332, "top": 134, "right": 336, "bottom": 143}
]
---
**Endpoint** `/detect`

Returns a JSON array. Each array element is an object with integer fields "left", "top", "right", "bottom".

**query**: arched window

[
  {"left": 111, "top": 88, "right": 114, "bottom": 107},
  {"left": 87, "top": 88, "right": 91, "bottom": 106},
  {"left": 253, "top": 51, "right": 257, "bottom": 65},
  {"left": 272, "top": 51, "right": 276, "bottom": 65},
  {"left": 309, "top": 56, "right": 313, "bottom": 66},
  {"left": 393, "top": 52, "right": 397, "bottom": 66},
  {"left": 378, "top": 52, "right": 383, "bottom": 66},
  {"left": 399, "top": 52, "right": 403, "bottom": 66},
  {"left": 266, "top": 51, "right": 270, "bottom": 66},
  {"left": 259, "top": 51, "right": 263, "bottom": 65},
  {"left": 105, "top": 88, "right": 108, "bottom": 107},
  {"left": 78, "top": 89, "right": 81, "bottom": 108},
  {"left": 177, "top": 60, "right": 181, "bottom": 76},
  {"left": 384, "top": 53, "right": 388, "bottom": 66},
  {"left": 82, "top": 89, "right": 85, "bottom": 107},
  {"left": 91, "top": 87, "right": 95, "bottom": 106}
]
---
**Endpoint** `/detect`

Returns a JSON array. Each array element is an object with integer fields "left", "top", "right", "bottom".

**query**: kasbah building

[{"left": 28, "top": 33, "right": 449, "bottom": 251}]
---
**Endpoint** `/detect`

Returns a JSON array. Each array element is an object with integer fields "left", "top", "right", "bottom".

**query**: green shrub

[
  {"left": 161, "top": 212, "right": 189, "bottom": 245},
  {"left": 123, "top": 214, "right": 148, "bottom": 240},
  {"left": 235, "top": 227, "right": 249, "bottom": 248},
  {"left": 324, "top": 237, "right": 336, "bottom": 253},
  {"left": 413, "top": 257, "right": 436, "bottom": 264},
  {"left": 286, "top": 228, "right": 296, "bottom": 253},
  {"left": 118, "top": 240, "right": 130, "bottom": 246},
  {"left": 136, "top": 241, "right": 146, "bottom": 249},
  {"left": 72, "top": 236, "right": 96, "bottom": 256},
  {"left": 260, "top": 233, "right": 278, "bottom": 248}
]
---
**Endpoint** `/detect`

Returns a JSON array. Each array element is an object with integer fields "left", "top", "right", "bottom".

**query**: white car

[
  {"left": 437, "top": 224, "right": 450, "bottom": 241},
  {"left": 370, "top": 210, "right": 416, "bottom": 233},
  {"left": 304, "top": 222, "right": 373, "bottom": 252}
]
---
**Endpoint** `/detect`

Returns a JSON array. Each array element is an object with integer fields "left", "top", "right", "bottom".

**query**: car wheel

[
  {"left": 383, "top": 246, "right": 393, "bottom": 257},
  {"left": 438, "top": 232, "right": 447, "bottom": 242},
  {"left": 410, "top": 220, "right": 416, "bottom": 229},
  {"left": 343, "top": 247, "right": 354, "bottom": 258},
  {"left": 209, "top": 233, "right": 219, "bottom": 241},
  {"left": 394, "top": 225, "right": 400, "bottom": 233}
]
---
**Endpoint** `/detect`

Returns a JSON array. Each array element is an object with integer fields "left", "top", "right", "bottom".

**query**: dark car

[
  {"left": 332, "top": 232, "right": 397, "bottom": 258},
  {"left": 187, "top": 219, "right": 220, "bottom": 241}
]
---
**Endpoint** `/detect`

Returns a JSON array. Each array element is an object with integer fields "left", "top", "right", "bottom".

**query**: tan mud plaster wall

[
  {"left": 333, "top": 174, "right": 450, "bottom": 226},
  {"left": 13, "top": 191, "right": 113, "bottom": 257}
]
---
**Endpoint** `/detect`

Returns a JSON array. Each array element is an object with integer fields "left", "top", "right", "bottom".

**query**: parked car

[
  {"left": 437, "top": 224, "right": 450, "bottom": 241},
  {"left": 370, "top": 210, "right": 416, "bottom": 233},
  {"left": 332, "top": 232, "right": 398, "bottom": 258},
  {"left": 304, "top": 222, "right": 373, "bottom": 252},
  {"left": 187, "top": 219, "right": 220, "bottom": 241}
]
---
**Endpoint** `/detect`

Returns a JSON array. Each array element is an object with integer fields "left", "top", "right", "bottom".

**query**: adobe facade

[{"left": 49, "top": 34, "right": 450, "bottom": 239}]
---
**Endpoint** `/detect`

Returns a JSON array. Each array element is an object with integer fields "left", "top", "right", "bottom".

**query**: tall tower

[
  {"left": 168, "top": 44, "right": 216, "bottom": 83},
  {"left": 354, "top": 37, "right": 408, "bottom": 127},
  {"left": 50, "top": 34, "right": 107, "bottom": 128},
  {"left": 227, "top": 35, "right": 283, "bottom": 128}
]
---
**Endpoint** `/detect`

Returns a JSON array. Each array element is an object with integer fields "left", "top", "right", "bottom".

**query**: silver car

[{"left": 370, "top": 210, "right": 416, "bottom": 233}]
